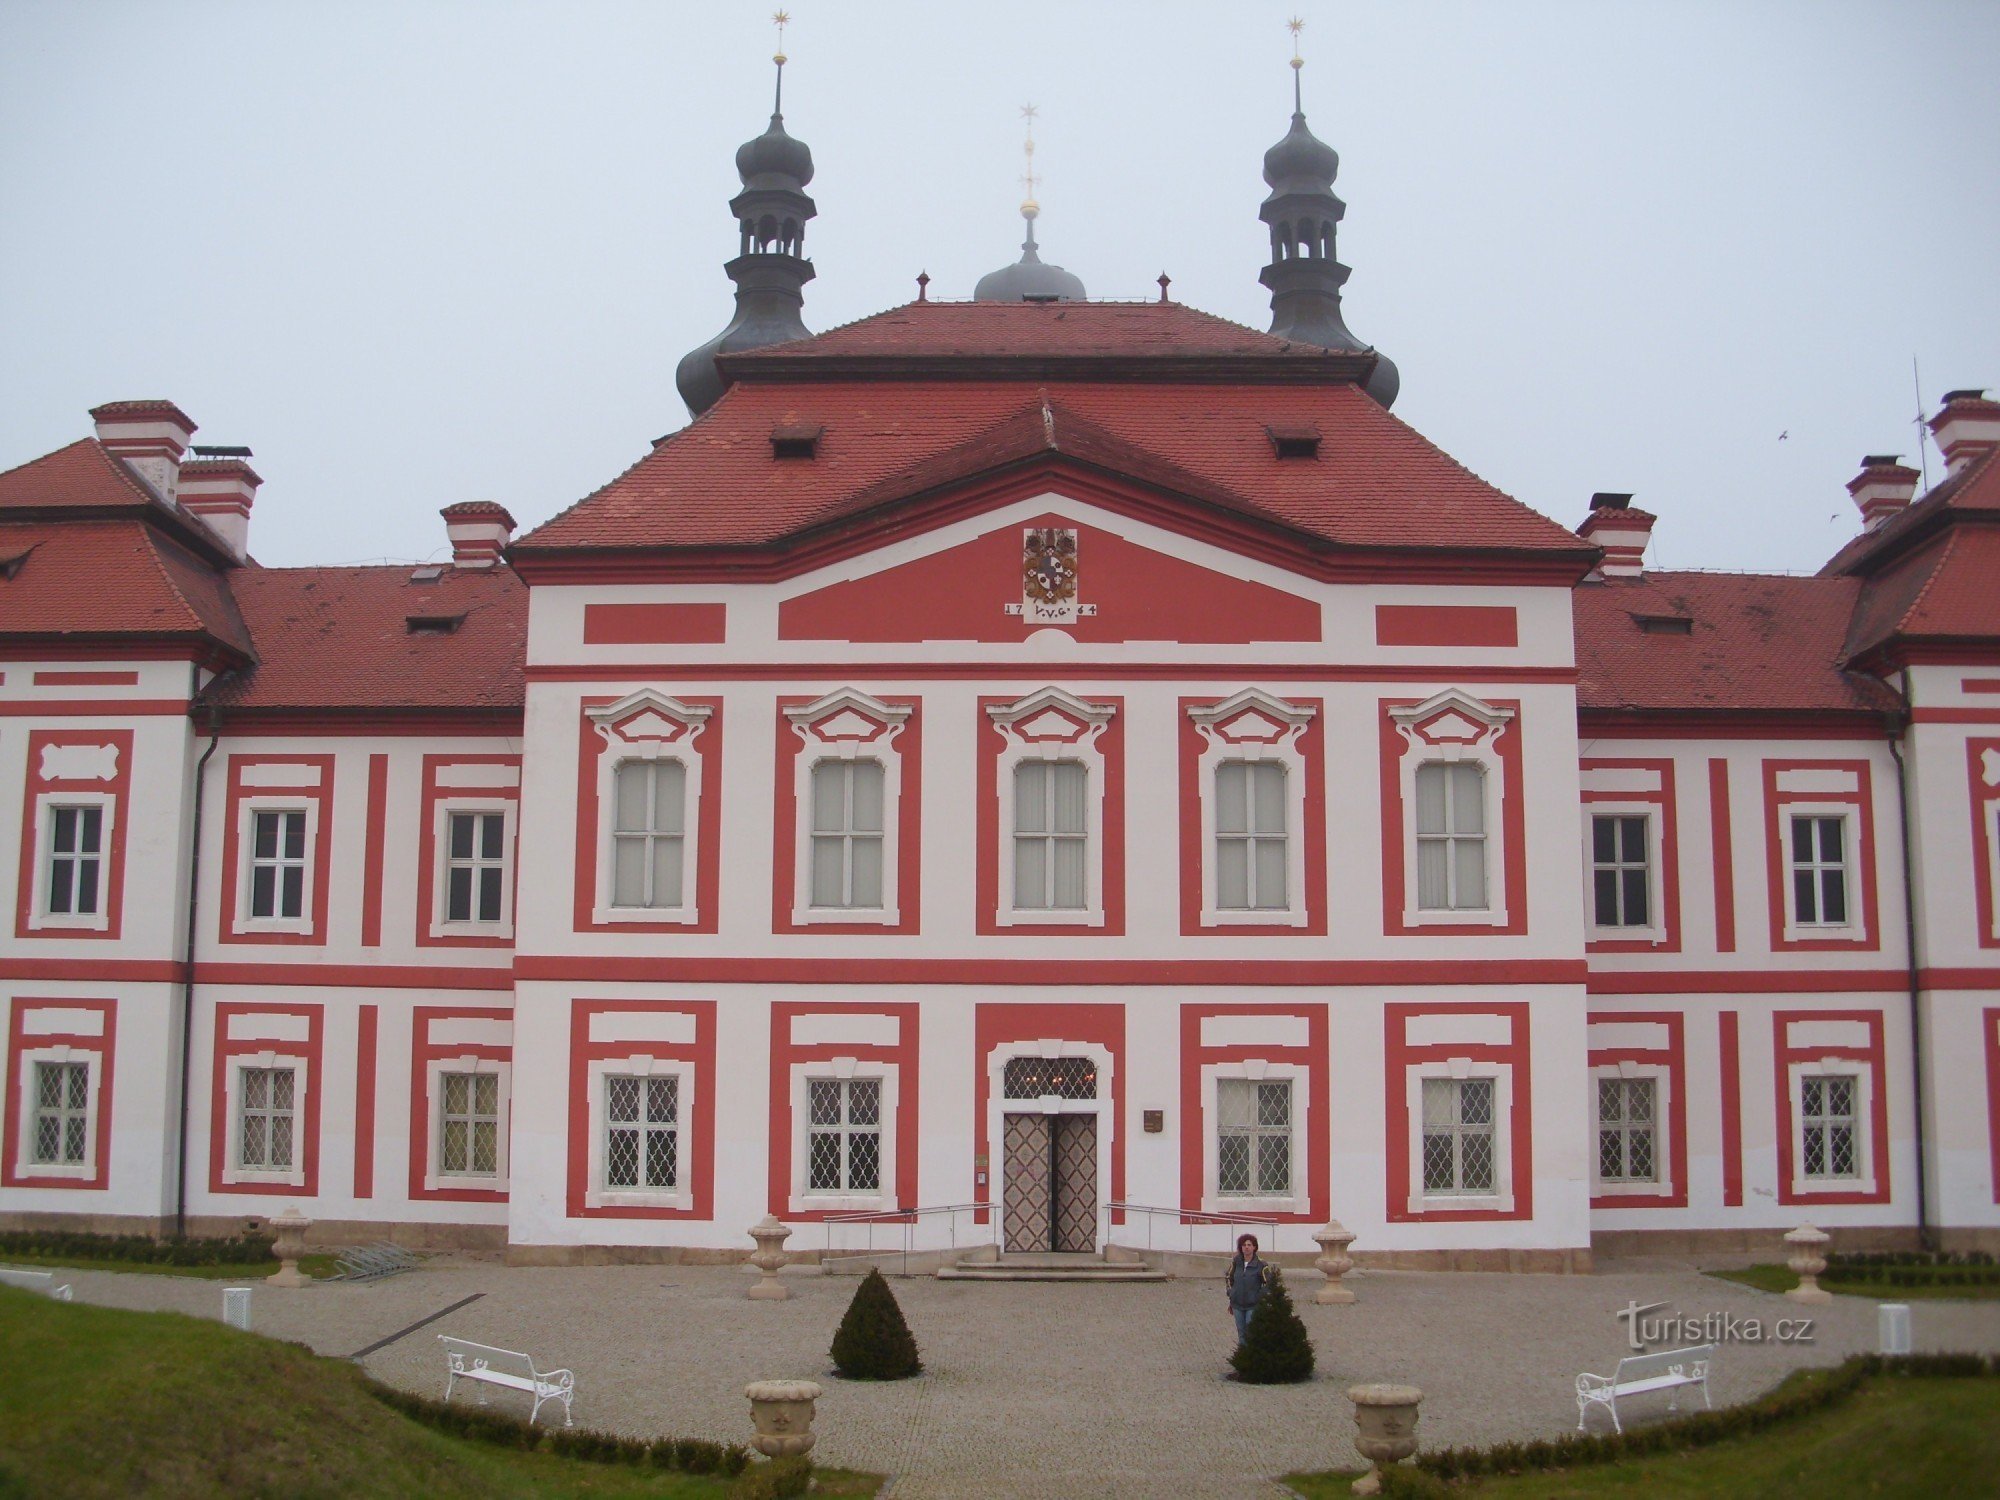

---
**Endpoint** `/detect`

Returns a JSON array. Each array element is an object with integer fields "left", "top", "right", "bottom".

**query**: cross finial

[{"left": 1019, "top": 102, "right": 1040, "bottom": 217}]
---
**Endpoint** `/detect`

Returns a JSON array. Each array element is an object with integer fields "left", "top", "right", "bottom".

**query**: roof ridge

[
  {"left": 1895, "top": 525, "right": 1962, "bottom": 633},
  {"left": 133, "top": 524, "right": 215, "bottom": 635}
]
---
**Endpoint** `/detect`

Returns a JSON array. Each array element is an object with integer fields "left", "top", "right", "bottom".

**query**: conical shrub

[
  {"left": 1229, "top": 1267, "right": 1314, "bottom": 1383},
  {"left": 829, "top": 1267, "right": 922, "bottom": 1380}
]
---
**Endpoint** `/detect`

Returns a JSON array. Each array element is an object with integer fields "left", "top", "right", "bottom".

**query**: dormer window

[
  {"left": 406, "top": 613, "right": 463, "bottom": 635},
  {"left": 409, "top": 565, "right": 445, "bottom": 584},
  {"left": 0, "top": 544, "right": 35, "bottom": 580},
  {"left": 1634, "top": 615, "right": 1693, "bottom": 636},
  {"left": 1265, "top": 425, "right": 1321, "bottom": 460},
  {"left": 771, "top": 424, "right": 823, "bottom": 460}
]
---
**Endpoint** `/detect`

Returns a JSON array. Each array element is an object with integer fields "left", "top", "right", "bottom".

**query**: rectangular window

[
  {"left": 238, "top": 1065, "right": 296, "bottom": 1171},
  {"left": 1421, "top": 1076, "right": 1495, "bottom": 1193},
  {"left": 1800, "top": 1074, "right": 1859, "bottom": 1179},
  {"left": 810, "top": 760, "right": 885, "bottom": 910},
  {"left": 1216, "top": 761, "right": 1287, "bottom": 910},
  {"left": 806, "top": 1078, "right": 882, "bottom": 1192},
  {"left": 438, "top": 1072, "right": 499, "bottom": 1177},
  {"left": 611, "top": 760, "right": 685, "bottom": 909},
  {"left": 1415, "top": 764, "right": 1487, "bottom": 910},
  {"left": 30, "top": 1060, "right": 89, "bottom": 1166},
  {"left": 1596, "top": 1077, "right": 1657, "bottom": 1182},
  {"left": 1790, "top": 815, "right": 1849, "bottom": 927},
  {"left": 45, "top": 805, "right": 103, "bottom": 916},
  {"left": 603, "top": 1074, "right": 678, "bottom": 1190},
  {"left": 249, "top": 809, "right": 308, "bottom": 920},
  {"left": 1014, "top": 760, "right": 1087, "bottom": 910},
  {"left": 1217, "top": 1078, "right": 1291, "bottom": 1195},
  {"left": 1591, "top": 814, "right": 1650, "bottom": 928},
  {"left": 445, "top": 811, "right": 507, "bottom": 924}
]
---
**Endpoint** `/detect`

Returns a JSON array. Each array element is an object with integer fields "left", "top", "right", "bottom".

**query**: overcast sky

[{"left": 3, "top": 1, "right": 1996, "bottom": 574}]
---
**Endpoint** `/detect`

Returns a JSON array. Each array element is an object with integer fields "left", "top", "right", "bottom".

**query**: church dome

[
  {"left": 736, "top": 114, "right": 814, "bottom": 190},
  {"left": 1262, "top": 112, "right": 1339, "bottom": 193},
  {"left": 974, "top": 217, "right": 1086, "bottom": 302}
]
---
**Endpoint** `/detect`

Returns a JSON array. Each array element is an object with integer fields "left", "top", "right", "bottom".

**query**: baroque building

[{"left": 3, "top": 54, "right": 1998, "bottom": 1269}]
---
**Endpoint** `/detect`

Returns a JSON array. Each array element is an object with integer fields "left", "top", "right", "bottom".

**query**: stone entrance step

[{"left": 936, "top": 1252, "right": 1168, "bottom": 1283}]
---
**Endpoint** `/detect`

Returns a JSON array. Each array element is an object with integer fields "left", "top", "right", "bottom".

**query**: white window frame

[
  {"left": 1589, "top": 1060, "right": 1673, "bottom": 1198},
  {"left": 1582, "top": 805, "right": 1665, "bottom": 942},
  {"left": 789, "top": 1059, "right": 898, "bottom": 1212},
  {"left": 1202, "top": 1060, "right": 1306, "bottom": 1214},
  {"left": 1783, "top": 806, "right": 1857, "bottom": 938},
  {"left": 430, "top": 800, "right": 515, "bottom": 938},
  {"left": 989, "top": 688, "right": 1116, "bottom": 928},
  {"left": 221, "top": 1052, "right": 310, "bottom": 1188},
  {"left": 31, "top": 792, "right": 115, "bottom": 932},
  {"left": 1188, "top": 689, "right": 1314, "bottom": 928},
  {"left": 233, "top": 799, "right": 316, "bottom": 935},
  {"left": 424, "top": 1056, "right": 511, "bottom": 1191},
  {"left": 785, "top": 689, "right": 911, "bottom": 927},
  {"left": 1404, "top": 1059, "right": 1514, "bottom": 1214},
  {"left": 582, "top": 1055, "right": 694, "bottom": 1211},
  {"left": 1788, "top": 1059, "right": 1874, "bottom": 1195},
  {"left": 587, "top": 691, "right": 711, "bottom": 927},
  {"left": 1389, "top": 690, "right": 1514, "bottom": 929},
  {"left": 11, "top": 1045, "right": 99, "bottom": 1181},
  {"left": 607, "top": 757, "right": 690, "bottom": 912}
]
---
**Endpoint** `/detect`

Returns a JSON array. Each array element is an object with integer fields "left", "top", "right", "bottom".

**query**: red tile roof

[
  {"left": 204, "top": 564, "right": 525, "bottom": 716},
  {"left": 517, "top": 378, "right": 1592, "bottom": 560},
  {"left": 0, "top": 519, "right": 251, "bottom": 655},
  {"left": 1842, "top": 525, "right": 2000, "bottom": 662},
  {"left": 0, "top": 437, "right": 239, "bottom": 563},
  {"left": 1574, "top": 571, "right": 1898, "bottom": 718},
  {"left": 1823, "top": 447, "right": 2000, "bottom": 577}
]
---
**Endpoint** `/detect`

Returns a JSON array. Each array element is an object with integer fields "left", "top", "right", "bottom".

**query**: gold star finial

[
  {"left": 1020, "top": 103, "right": 1039, "bottom": 214},
  {"left": 1288, "top": 15, "right": 1305, "bottom": 66},
  {"left": 772, "top": 10, "right": 790, "bottom": 64}
]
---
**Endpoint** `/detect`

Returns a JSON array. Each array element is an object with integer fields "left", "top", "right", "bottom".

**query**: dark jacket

[{"left": 1226, "top": 1254, "right": 1272, "bottom": 1309}]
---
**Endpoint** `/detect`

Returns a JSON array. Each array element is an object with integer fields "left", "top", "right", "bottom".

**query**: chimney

[
  {"left": 90, "top": 399, "right": 196, "bottom": 506},
  {"left": 178, "top": 454, "right": 263, "bottom": 562},
  {"left": 1929, "top": 388, "right": 2000, "bottom": 475},
  {"left": 1576, "top": 492, "right": 1656, "bottom": 579},
  {"left": 1845, "top": 454, "right": 1920, "bottom": 532},
  {"left": 440, "top": 502, "right": 516, "bottom": 569}
]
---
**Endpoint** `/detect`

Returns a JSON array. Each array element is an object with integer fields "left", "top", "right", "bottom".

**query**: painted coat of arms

[{"left": 1014, "top": 526, "right": 1093, "bottom": 624}]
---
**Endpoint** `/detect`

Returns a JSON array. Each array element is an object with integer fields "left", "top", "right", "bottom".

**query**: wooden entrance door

[{"left": 1002, "top": 1112, "right": 1097, "bottom": 1253}]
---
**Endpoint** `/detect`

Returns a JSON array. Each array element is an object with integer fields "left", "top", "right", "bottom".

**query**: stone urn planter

[
  {"left": 744, "top": 1379, "right": 820, "bottom": 1458},
  {"left": 266, "top": 1206, "right": 313, "bottom": 1288},
  {"left": 1346, "top": 1383, "right": 1423, "bottom": 1496},
  {"left": 1784, "top": 1224, "right": 1833, "bottom": 1304},
  {"left": 746, "top": 1215, "right": 793, "bottom": 1301},
  {"left": 1313, "top": 1220, "right": 1358, "bottom": 1304}
]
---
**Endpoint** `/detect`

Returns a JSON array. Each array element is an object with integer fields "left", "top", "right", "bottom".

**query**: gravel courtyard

[{"left": 45, "top": 1256, "right": 2000, "bottom": 1499}]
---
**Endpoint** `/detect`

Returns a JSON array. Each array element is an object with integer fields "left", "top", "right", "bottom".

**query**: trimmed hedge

[
  {"left": 364, "top": 1381, "right": 750, "bottom": 1477},
  {"left": 830, "top": 1267, "right": 922, "bottom": 1380},
  {"left": 1819, "top": 1251, "right": 2000, "bottom": 1290},
  {"left": 1230, "top": 1268, "right": 1315, "bottom": 1385},
  {"left": 1408, "top": 1353, "right": 2000, "bottom": 1483},
  {"left": 0, "top": 1228, "right": 276, "bottom": 1267}
]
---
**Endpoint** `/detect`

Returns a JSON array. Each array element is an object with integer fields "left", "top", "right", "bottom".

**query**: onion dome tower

[
  {"left": 1257, "top": 20, "right": 1398, "bottom": 407},
  {"left": 675, "top": 15, "right": 818, "bottom": 417},
  {"left": 974, "top": 104, "right": 1087, "bottom": 303}
]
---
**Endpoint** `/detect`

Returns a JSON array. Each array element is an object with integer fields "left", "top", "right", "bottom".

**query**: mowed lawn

[
  {"left": 1284, "top": 1368, "right": 2000, "bottom": 1499},
  {"left": 0, "top": 1287, "right": 877, "bottom": 1499}
]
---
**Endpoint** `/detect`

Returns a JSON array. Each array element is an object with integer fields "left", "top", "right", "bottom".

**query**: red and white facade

[{"left": 3, "top": 343, "right": 1998, "bottom": 1265}]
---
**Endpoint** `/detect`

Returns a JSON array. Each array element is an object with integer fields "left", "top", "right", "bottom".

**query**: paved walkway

[{"left": 45, "top": 1257, "right": 2000, "bottom": 1499}]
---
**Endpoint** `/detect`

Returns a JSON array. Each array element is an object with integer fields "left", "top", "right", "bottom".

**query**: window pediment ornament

[
  {"left": 986, "top": 686, "right": 1117, "bottom": 746},
  {"left": 1187, "top": 687, "right": 1316, "bottom": 749},
  {"left": 588, "top": 689, "right": 711, "bottom": 751},
  {"left": 1389, "top": 687, "right": 1515, "bottom": 750},
  {"left": 784, "top": 688, "right": 912, "bottom": 748}
]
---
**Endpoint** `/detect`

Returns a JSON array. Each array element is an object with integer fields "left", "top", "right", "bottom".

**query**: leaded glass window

[
  {"left": 439, "top": 1071, "right": 500, "bottom": 1177},
  {"left": 31, "top": 1060, "right": 89, "bottom": 1166},
  {"left": 1415, "top": 763, "right": 1487, "bottom": 910},
  {"left": 1800, "top": 1074, "right": 1859, "bottom": 1179},
  {"left": 1002, "top": 1056, "right": 1098, "bottom": 1100},
  {"left": 1217, "top": 1078, "right": 1291, "bottom": 1195},
  {"left": 806, "top": 1078, "right": 881, "bottom": 1192},
  {"left": 239, "top": 1065, "right": 296, "bottom": 1171},
  {"left": 1596, "top": 1077, "right": 1657, "bottom": 1183},
  {"left": 604, "top": 1074, "right": 678, "bottom": 1190},
  {"left": 1422, "top": 1076, "right": 1495, "bottom": 1194}
]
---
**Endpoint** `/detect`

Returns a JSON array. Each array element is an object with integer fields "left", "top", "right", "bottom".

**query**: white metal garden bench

[
  {"left": 1575, "top": 1343, "right": 1714, "bottom": 1432},
  {"left": 438, "top": 1335, "right": 575, "bottom": 1426},
  {"left": 0, "top": 1266, "right": 73, "bottom": 1301}
]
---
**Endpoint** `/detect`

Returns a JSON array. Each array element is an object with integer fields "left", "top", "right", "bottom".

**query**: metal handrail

[
  {"left": 1101, "top": 1201, "right": 1279, "bottom": 1257},
  {"left": 821, "top": 1200, "right": 992, "bottom": 1277}
]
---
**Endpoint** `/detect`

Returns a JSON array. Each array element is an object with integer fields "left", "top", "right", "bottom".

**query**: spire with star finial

[
  {"left": 1256, "top": 14, "right": 1399, "bottom": 405},
  {"left": 974, "top": 102, "right": 1087, "bottom": 302},
  {"left": 674, "top": 10, "right": 820, "bottom": 416}
]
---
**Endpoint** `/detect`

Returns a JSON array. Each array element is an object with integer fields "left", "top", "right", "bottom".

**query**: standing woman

[{"left": 1225, "top": 1233, "right": 1272, "bottom": 1346}]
